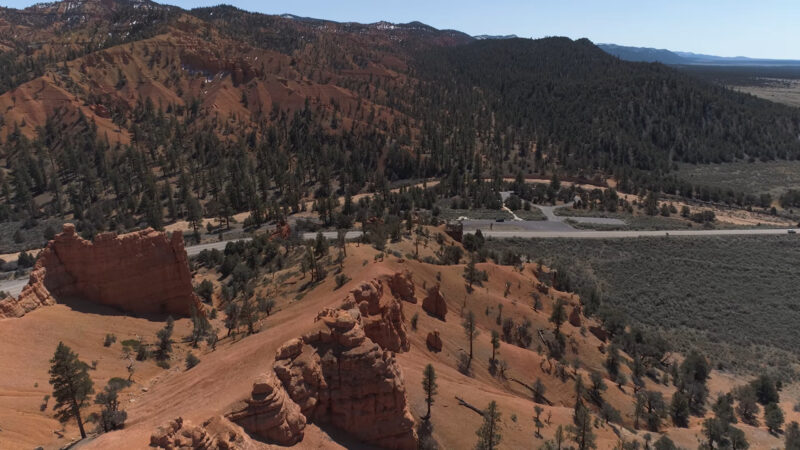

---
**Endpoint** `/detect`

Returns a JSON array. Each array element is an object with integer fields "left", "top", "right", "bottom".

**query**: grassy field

[
  {"left": 678, "top": 160, "right": 800, "bottom": 197},
  {"left": 680, "top": 65, "right": 800, "bottom": 107},
  {"left": 486, "top": 235, "right": 800, "bottom": 375}
]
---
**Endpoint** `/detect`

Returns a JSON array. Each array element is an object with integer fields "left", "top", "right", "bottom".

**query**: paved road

[
  {"left": 184, "top": 238, "right": 252, "bottom": 256},
  {"left": 301, "top": 231, "right": 364, "bottom": 240},
  {"left": 0, "top": 278, "right": 28, "bottom": 298},
  {"left": 468, "top": 228, "right": 800, "bottom": 239}
]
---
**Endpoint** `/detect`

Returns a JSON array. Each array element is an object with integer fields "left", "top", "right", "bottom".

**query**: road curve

[{"left": 469, "top": 228, "right": 799, "bottom": 239}]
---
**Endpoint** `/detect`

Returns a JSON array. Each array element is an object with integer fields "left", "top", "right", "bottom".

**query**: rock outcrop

[
  {"left": 426, "top": 331, "right": 442, "bottom": 352},
  {"left": 0, "top": 224, "right": 201, "bottom": 318},
  {"left": 569, "top": 304, "right": 582, "bottom": 327},
  {"left": 270, "top": 309, "right": 417, "bottom": 449},
  {"left": 589, "top": 326, "right": 608, "bottom": 342},
  {"left": 422, "top": 285, "right": 447, "bottom": 321},
  {"left": 341, "top": 280, "right": 410, "bottom": 353},
  {"left": 387, "top": 270, "right": 416, "bottom": 303},
  {"left": 150, "top": 416, "right": 256, "bottom": 449},
  {"left": 225, "top": 275, "right": 417, "bottom": 449},
  {"left": 226, "top": 372, "right": 306, "bottom": 445}
]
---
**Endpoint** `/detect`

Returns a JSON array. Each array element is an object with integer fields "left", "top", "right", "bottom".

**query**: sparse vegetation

[{"left": 488, "top": 236, "right": 800, "bottom": 373}]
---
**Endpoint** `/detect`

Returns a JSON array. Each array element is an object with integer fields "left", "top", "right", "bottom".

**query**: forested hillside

[{"left": 1, "top": 0, "right": 800, "bottom": 237}]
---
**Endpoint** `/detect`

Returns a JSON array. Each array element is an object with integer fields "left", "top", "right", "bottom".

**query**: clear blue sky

[{"left": 5, "top": 0, "right": 800, "bottom": 59}]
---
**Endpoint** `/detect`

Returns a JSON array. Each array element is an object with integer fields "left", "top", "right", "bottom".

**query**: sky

[{"left": 5, "top": 0, "right": 800, "bottom": 59}]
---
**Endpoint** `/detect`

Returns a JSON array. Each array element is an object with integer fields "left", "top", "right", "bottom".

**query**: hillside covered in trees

[{"left": 1, "top": 0, "right": 799, "bottom": 236}]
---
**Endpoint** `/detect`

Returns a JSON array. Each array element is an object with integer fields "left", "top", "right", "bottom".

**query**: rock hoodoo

[
  {"left": 0, "top": 224, "right": 201, "bottom": 318},
  {"left": 340, "top": 279, "right": 410, "bottom": 352},
  {"left": 426, "top": 331, "right": 443, "bottom": 352},
  {"left": 226, "top": 372, "right": 306, "bottom": 445},
  {"left": 271, "top": 309, "right": 418, "bottom": 449},
  {"left": 422, "top": 285, "right": 447, "bottom": 321},
  {"left": 387, "top": 270, "right": 416, "bottom": 303}
]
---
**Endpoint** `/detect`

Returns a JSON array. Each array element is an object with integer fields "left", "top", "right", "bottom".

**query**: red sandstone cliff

[{"left": 0, "top": 224, "right": 201, "bottom": 318}]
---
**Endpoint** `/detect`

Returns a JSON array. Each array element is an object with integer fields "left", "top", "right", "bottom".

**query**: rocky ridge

[{"left": 0, "top": 224, "right": 201, "bottom": 318}]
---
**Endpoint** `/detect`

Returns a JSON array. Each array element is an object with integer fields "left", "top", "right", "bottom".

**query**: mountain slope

[{"left": 1, "top": 0, "right": 800, "bottom": 238}]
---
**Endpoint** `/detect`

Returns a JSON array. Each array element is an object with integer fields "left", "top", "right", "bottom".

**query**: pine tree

[
  {"left": 568, "top": 401, "right": 596, "bottom": 450},
  {"left": 49, "top": 342, "right": 94, "bottom": 439},
  {"left": 462, "top": 310, "right": 479, "bottom": 364},
  {"left": 765, "top": 402, "right": 784, "bottom": 433},
  {"left": 786, "top": 421, "right": 800, "bottom": 450},
  {"left": 421, "top": 364, "right": 438, "bottom": 420},
  {"left": 475, "top": 401, "right": 502, "bottom": 450},
  {"left": 490, "top": 330, "right": 500, "bottom": 365},
  {"left": 549, "top": 299, "right": 567, "bottom": 335},
  {"left": 94, "top": 378, "right": 130, "bottom": 432},
  {"left": 154, "top": 317, "right": 174, "bottom": 362}
]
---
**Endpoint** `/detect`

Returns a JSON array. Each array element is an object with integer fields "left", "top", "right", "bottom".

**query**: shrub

[
  {"left": 335, "top": 274, "right": 350, "bottom": 289},
  {"left": 103, "top": 334, "right": 116, "bottom": 347},
  {"left": 185, "top": 352, "right": 200, "bottom": 370}
]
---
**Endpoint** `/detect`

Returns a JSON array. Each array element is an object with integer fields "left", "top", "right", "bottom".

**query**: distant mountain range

[
  {"left": 598, "top": 43, "right": 800, "bottom": 66},
  {"left": 473, "top": 34, "right": 518, "bottom": 40}
]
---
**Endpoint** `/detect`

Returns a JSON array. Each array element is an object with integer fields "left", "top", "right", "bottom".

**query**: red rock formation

[
  {"left": 589, "top": 326, "right": 608, "bottom": 342},
  {"left": 150, "top": 416, "right": 257, "bottom": 449},
  {"left": 340, "top": 280, "right": 410, "bottom": 353},
  {"left": 0, "top": 224, "right": 201, "bottom": 318},
  {"left": 569, "top": 304, "right": 582, "bottom": 327},
  {"left": 422, "top": 285, "right": 447, "bottom": 321},
  {"left": 271, "top": 222, "right": 291, "bottom": 240},
  {"left": 0, "top": 264, "right": 56, "bottom": 318},
  {"left": 387, "top": 270, "right": 416, "bottom": 303},
  {"left": 426, "top": 331, "right": 442, "bottom": 352},
  {"left": 226, "top": 372, "right": 306, "bottom": 445},
  {"left": 272, "top": 309, "right": 418, "bottom": 449}
]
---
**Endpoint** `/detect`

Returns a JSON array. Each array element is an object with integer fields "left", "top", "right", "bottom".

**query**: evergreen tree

[
  {"left": 765, "top": 402, "right": 784, "bottom": 433},
  {"left": 154, "top": 317, "right": 174, "bottom": 362},
  {"left": 462, "top": 310, "right": 479, "bottom": 364},
  {"left": 490, "top": 330, "right": 500, "bottom": 365},
  {"left": 669, "top": 391, "right": 690, "bottom": 427},
  {"left": 568, "top": 402, "right": 596, "bottom": 450},
  {"left": 49, "top": 342, "right": 94, "bottom": 439},
  {"left": 786, "top": 421, "right": 800, "bottom": 450},
  {"left": 549, "top": 299, "right": 567, "bottom": 335},
  {"left": 421, "top": 364, "right": 437, "bottom": 420},
  {"left": 94, "top": 378, "right": 130, "bottom": 432},
  {"left": 475, "top": 401, "right": 502, "bottom": 450}
]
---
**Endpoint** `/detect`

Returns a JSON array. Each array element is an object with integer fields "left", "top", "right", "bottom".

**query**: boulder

[
  {"left": 589, "top": 326, "right": 608, "bottom": 342},
  {"left": 387, "top": 271, "right": 416, "bottom": 303},
  {"left": 0, "top": 224, "right": 201, "bottom": 318},
  {"left": 227, "top": 372, "right": 306, "bottom": 445},
  {"left": 422, "top": 285, "right": 447, "bottom": 321},
  {"left": 568, "top": 304, "right": 582, "bottom": 327},
  {"left": 426, "top": 331, "right": 442, "bottom": 352}
]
